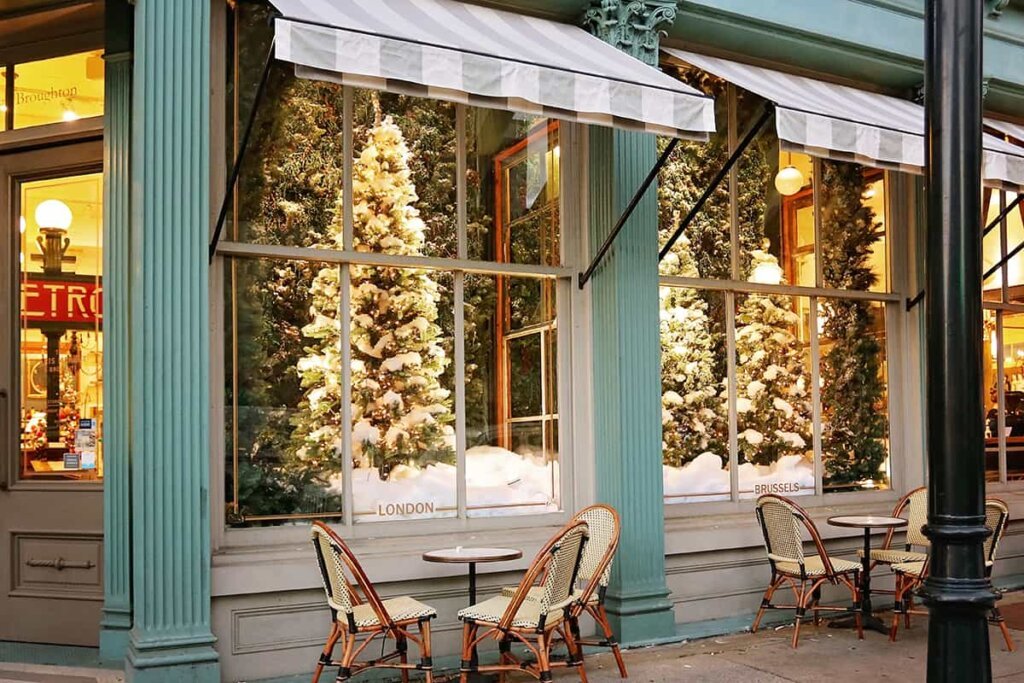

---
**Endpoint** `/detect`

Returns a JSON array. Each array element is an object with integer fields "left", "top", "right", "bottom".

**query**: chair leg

[
  {"left": 459, "top": 622, "right": 474, "bottom": 683},
  {"left": 905, "top": 593, "right": 913, "bottom": 629},
  {"left": 811, "top": 586, "right": 823, "bottom": 626},
  {"left": 420, "top": 620, "right": 434, "bottom": 683},
  {"left": 397, "top": 633, "right": 409, "bottom": 683},
  {"left": 752, "top": 574, "right": 783, "bottom": 633},
  {"left": 536, "top": 632, "right": 552, "bottom": 683},
  {"left": 791, "top": 581, "right": 807, "bottom": 649},
  {"left": 313, "top": 623, "right": 341, "bottom": 683},
  {"left": 337, "top": 631, "right": 356, "bottom": 682},
  {"left": 992, "top": 606, "right": 1016, "bottom": 652},
  {"left": 594, "top": 603, "right": 628, "bottom": 678},
  {"left": 564, "top": 622, "right": 589, "bottom": 683},
  {"left": 890, "top": 576, "right": 908, "bottom": 643}
]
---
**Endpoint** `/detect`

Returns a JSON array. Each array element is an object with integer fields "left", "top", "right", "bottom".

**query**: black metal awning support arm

[
  {"left": 981, "top": 192, "right": 1024, "bottom": 238},
  {"left": 208, "top": 38, "right": 276, "bottom": 264},
  {"left": 984, "top": 235, "right": 1024, "bottom": 281},
  {"left": 658, "top": 104, "right": 772, "bottom": 263},
  {"left": 577, "top": 136, "right": 679, "bottom": 289}
]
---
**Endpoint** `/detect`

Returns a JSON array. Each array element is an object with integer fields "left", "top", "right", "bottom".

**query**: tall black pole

[{"left": 922, "top": 2, "right": 995, "bottom": 681}]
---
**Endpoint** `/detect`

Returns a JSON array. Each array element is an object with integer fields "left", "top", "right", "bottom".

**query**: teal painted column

[
  {"left": 582, "top": 0, "right": 677, "bottom": 644},
  {"left": 99, "top": 0, "right": 133, "bottom": 661},
  {"left": 125, "top": 1, "right": 218, "bottom": 681}
]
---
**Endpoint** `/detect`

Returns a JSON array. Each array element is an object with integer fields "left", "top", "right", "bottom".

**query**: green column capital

[{"left": 581, "top": 0, "right": 677, "bottom": 66}]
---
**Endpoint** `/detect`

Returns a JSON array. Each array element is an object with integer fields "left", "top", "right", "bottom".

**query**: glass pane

[
  {"left": 9, "top": 51, "right": 105, "bottom": 129},
  {"left": 734, "top": 292, "right": 814, "bottom": 499},
  {"left": 350, "top": 266, "right": 456, "bottom": 522},
  {"left": 736, "top": 92, "right": 786, "bottom": 281},
  {"left": 820, "top": 161, "right": 888, "bottom": 292},
  {"left": 1000, "top": 311, "right": 1024, "bottom": 481},
  {"left": 983, "top": 190, "right": 1003, "bottom": 301},
  {"left": 464, "top": 274, "right": 559, "bottom": 517},
  {"left": 820, "top": 299, "right": 891, "bottom": 491},
  {"left": 984, "top": 309, "right": 1002, "bottom": 482},
  {"left": 1006, "top": 193, "right": 1024, "bottom": 303},
  {"left": 466, "top": 108, "right": 560, "bottom": 265},
  {"left": 353, "top": 90, "right": 458, "bottom": 258},
  {"left": 661, "top": 287, "right": 729, "bottom": 503},
  {"left": 225, "top": 257, "right": 343, "bottom": 525},
  {"left": 658, "top": 65, "right": 731, "bottom": 279},
  {"left": 18, "top": 173, "right": 104, "bottom": 481}
]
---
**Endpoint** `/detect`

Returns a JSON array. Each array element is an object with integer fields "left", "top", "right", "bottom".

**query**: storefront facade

[{"left": 3, "top": 1, "right": 1024, "bottom": 681}]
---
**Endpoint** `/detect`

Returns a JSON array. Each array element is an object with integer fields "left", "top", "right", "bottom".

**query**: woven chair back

[
  {"left": 539, "top": 522, "right": 590, "bottom": 612},
  {"left": 984, "top": 498, "right": 1010, "bottom": 564},
  {"left": 310, "top": 521, "right": 392, "bottom": 626},
  {"left": 904, "top": 487, "right": 930, "bottom": 548},
  {"left": 574, "top": 505, "right": 619, "bottom": 588},
  {"left": 755, "top": 495, "right": 805, "bottom": 565}
]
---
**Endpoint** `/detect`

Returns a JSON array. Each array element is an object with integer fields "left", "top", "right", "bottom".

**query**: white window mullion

[
  {"left": 455, "top": 104, "right": 468, "bottom": 518},
  {"left": 997, "top": 309, "right": 1007, "bottom": 484},
  {"left": 725, "top": 290, "right": 739, "bottom": 500},
  {"left": 457, "top": 105, "right": 467, "bottom": 261},
  {"left": 340, "top": 264, "right": 354, "bottom": 527},
  {"left": 343, "top": 86, "right": 354, "bottom": 251},
  {"left": 810, "top": 296, "right": 824, "bottom": 496}
]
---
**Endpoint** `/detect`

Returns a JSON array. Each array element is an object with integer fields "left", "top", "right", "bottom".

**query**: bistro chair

[
  {"left": 310, "top": 521, "right": 437, "bottom": 683},
  {"left": 752, "top": 494, "right": 864, "bottom": 648},
  {"left": 499, "top": 504, "right": 627, "bottom": 678},
  {"left": 889, "top": 498, "right": 1014, "bottom": 651},
  {"left": 860, "top": 486, "right": 929, "bottom": 574},
  {"left": 458, "top": 520, "right": 590, "bottom": 683}
]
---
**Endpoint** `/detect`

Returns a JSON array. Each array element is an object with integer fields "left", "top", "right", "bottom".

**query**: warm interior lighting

[
  {"left": 62, "top": 109, "right": 80, "bottom": 122},
  {"left": 774, "top": 150, "right": 805, "bottom": 196},
  {"left": 35, "top": 199, "right": 73, "bottom": 231},
  {"left": 750, "top": 257, "right": 783, "bottom": 285},
  {"left": 863, "top": 186, "right": 877, "bottom": 199}
]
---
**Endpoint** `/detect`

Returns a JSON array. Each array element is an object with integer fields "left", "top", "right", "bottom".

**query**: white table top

[
  {"left": 827, "top": 515, "right": 908, "bottom": 529},
  {"left": 422, "top": 547, "right": 523, "bottom": 564}
]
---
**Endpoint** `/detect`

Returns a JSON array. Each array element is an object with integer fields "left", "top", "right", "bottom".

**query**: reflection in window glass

[
  {"left": 661, "top": 286, "right": 728, "bottom": 503},
  {"left": 467, "top": 108, "right": 560, "bottom": 265},
  {"left": 225, "top": 258, "right": 342, "bottom": 524},
  {"left": 992, "top": 311, "right": 1024, "bottom": 482},
  {"left": 465, "top": 274, "right": 559, "bottom": 517},
  {"left": 8, "top": 51, "right": 105, "bottom": 129},
  {"left": 820, "top": 299, "right": 890, "bottom": 491},
  {"left": 19, "top": 173, "right": 104, "bottom": 481},
  {"left": 820, "top": 161, "right": 887, "bottom": 293},
  {"left": 735, "top": 289, "right": 813, "bottom": 499},
  {"left": 985, "top": 309, "right": 1002, "bottom": 481}
]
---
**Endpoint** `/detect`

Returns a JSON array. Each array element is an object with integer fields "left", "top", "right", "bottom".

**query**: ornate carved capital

[{"left": 582, "top": 0, "right": 678, "bottom": 66}]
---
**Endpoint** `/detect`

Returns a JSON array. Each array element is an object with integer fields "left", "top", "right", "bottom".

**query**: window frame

[
  {"left": 209, "top": 83, "right": 586, "bottom": 544},
  {"left": 659, "top": 83, "right": 910, "bottom": 516}
]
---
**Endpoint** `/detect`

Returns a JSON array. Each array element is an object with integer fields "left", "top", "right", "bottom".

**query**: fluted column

[
  {"left": 125, "top": 1, "right": 218, "bottom": 681},
  {"left": 99, "top": 0, "right": 133, "bottom": 659},
  {"left": 582, "top": 0, "right": 677, "bottom": 644}
]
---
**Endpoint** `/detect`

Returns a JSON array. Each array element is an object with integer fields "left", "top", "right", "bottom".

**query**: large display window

[
  {"left": 1, "top": 51, "right": 105, "bottom": 131},
  {"left": 657, "top": 67, "right": 897, "bottom": 504},
  {"left": 219, "top": 10, "right": 570, "bottom": 526}
]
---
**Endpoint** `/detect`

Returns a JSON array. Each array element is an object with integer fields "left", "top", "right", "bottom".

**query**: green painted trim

[
  {"left": 99, "top": 48, "right": 133, "bottom": 665},
  {"left": 126, "top": 0, "right": 218, "bottom": 680}
]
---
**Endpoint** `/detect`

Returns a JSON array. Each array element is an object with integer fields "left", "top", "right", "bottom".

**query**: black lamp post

[{"left": 921, "top": 1, "right": 996, "bottom": 680}]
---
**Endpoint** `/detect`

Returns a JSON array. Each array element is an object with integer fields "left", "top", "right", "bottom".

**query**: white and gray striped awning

[
  {"left": 987, "top": 118, "right": 1024, "bottom": 146},
  {"left": 267, "top": 0, "right": 716, "bottom": 139},
  {"left": 664, "top": 48, "right": 1024, "bottom": 189}
]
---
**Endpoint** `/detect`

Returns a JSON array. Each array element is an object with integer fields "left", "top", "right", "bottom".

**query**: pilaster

[
  {"left": 99, "top": 48, "right": 133, "bottom": 663},
  {"left": 583, "top": 0, "right": 677, "bottom": 644},
  {"left": 125, "top": 1, "right": 218, "bottom": 681}
]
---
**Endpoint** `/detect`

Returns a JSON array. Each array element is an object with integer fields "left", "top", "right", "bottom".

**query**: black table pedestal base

[{"left": 828, "top": 612, "right": 890, "bottom": 634}]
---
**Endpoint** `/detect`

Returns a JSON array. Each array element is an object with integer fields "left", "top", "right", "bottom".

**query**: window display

[
  {"left": 2, "top": 51, "right": 105, "bottom": 131},
  {"left": 18, "top": 173, "right": 104, "bottom": 480},
  {"left": 658, "top": 64, "right": 894, "bottom": 503},
  {"left": 222, "top": 40, "right": 565, "bottom": 525}
]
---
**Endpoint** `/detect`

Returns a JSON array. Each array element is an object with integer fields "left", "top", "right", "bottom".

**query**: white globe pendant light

[
  {"left": 35, "top": 199, "right": 73, "bottom": 231},
  {"left": 774, "top": 151, "right": 805, "bottom": 196}
]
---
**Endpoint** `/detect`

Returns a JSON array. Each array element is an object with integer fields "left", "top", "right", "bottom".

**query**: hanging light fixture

[
  {"left": 774, "top": 150, "right": 805, "bottom": 196},
  {"left": 749, "top": 241, "right": 784, "bottom": 285}
]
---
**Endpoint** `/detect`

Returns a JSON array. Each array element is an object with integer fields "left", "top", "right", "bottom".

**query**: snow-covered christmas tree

[
  {"left": 660, "top": 223, "right": 725, "bottom": 467},
  {"left": 292, "top": 110, "right": 454, "bottom": 480},
  {"left": 733, "top": 247, "right": 812, "bottom": 466}
]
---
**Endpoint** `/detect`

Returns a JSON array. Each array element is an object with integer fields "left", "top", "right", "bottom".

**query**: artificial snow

[
  {"left": 335, "top": 445, "right": 559, "bottom": 522},
  {"left": 663, "top": 452, "right": 814, "bottom": 503}
]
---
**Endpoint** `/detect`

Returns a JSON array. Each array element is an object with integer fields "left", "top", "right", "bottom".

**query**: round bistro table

[
  {"left": 827, "top": 515, "right": 908, "bottom": 634},
  {"left": 423, "top": 547, "right": 523, "bottom": 682}
]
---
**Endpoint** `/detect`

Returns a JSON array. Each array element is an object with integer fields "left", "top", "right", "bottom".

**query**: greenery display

[{"left": 818, "top": 161, "right": 888, "bottom": 486}]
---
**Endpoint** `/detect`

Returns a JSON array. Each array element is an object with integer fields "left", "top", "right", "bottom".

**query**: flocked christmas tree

[
  {"left": 733, "top": 247, "right": 812, "bottom": 466},
  {"left": 660, "top": 217, "right": 725, "bottom": 467},
  {"left": 818, "top": 161, "right": 887, "bottom": 486},
  {"left": 292, "top": 107, "right": 454, "bottom": 481}
]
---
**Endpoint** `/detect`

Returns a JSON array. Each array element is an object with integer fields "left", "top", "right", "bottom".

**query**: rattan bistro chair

[
  {"left": 889, "top": 498, "right": 1014, "bottom": 651},
  {"left": 310, "top": 521, "right": 436, "bottom": 683},
  {"left": 752, "top": 494, "right": 864, "bottom": 648},
  {"left": 499, "top": 504, "right": 627, "bottom": 678},
  {"left": 458, "top": 520, "right": 589, "bottom": 683},
  {"left": 860, "top": 486, "right": 929, "bottom": 573}
]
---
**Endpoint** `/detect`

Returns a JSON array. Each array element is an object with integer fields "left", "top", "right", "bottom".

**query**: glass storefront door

[{"left": 0, "top": 141, "right": 104, "bottom": 646}]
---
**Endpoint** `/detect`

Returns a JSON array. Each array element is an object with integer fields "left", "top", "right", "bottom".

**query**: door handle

[{"left": 25, "top": 557, "right": 96, "bottom": 571}]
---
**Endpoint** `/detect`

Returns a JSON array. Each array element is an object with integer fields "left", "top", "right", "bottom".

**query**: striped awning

[
  {"left": 268, "top": 0, "right": 716, "bottom": 139},
  {"left": 987, "top": 118, "right": 1024, "bottom": 146},
  {"left": 664, "top": 48, "right": 1024, "bottom": 189}
]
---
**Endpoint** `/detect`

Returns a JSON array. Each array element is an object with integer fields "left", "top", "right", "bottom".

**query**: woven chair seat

[
  {"left": 858, "top": 548, "right": 928, "bottom": 564},
  {"left": 891, "top": 560, "right": 925, "bottom": 578},
  {"left": 458, "top": 595, "right": 568, "bottom": 629},
  {"left": 775, "top": 555, "right": 860, "bottom": 577},
  {"left": 350, "top": 596, "right": 436, "bottom": 628},
  {"left": 499, "top": 584, "right": 598, "bottom": 605}
]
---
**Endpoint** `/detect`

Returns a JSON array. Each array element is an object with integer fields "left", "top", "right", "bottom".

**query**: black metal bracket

[
  {"left": 982, "top": 192, "right": 1023, "bottom": 238},
  {"left": 658, "top": 104, "right": 772, "bottom": 263},
  {"left": 577, "top": 136, "right": 679, "bottom": 289},
  {"left": 208, "top": 37, "right": 276, "bottom": 264},
  {"left": 906, "top": 289, "right": 925, "bottom": 311}
]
